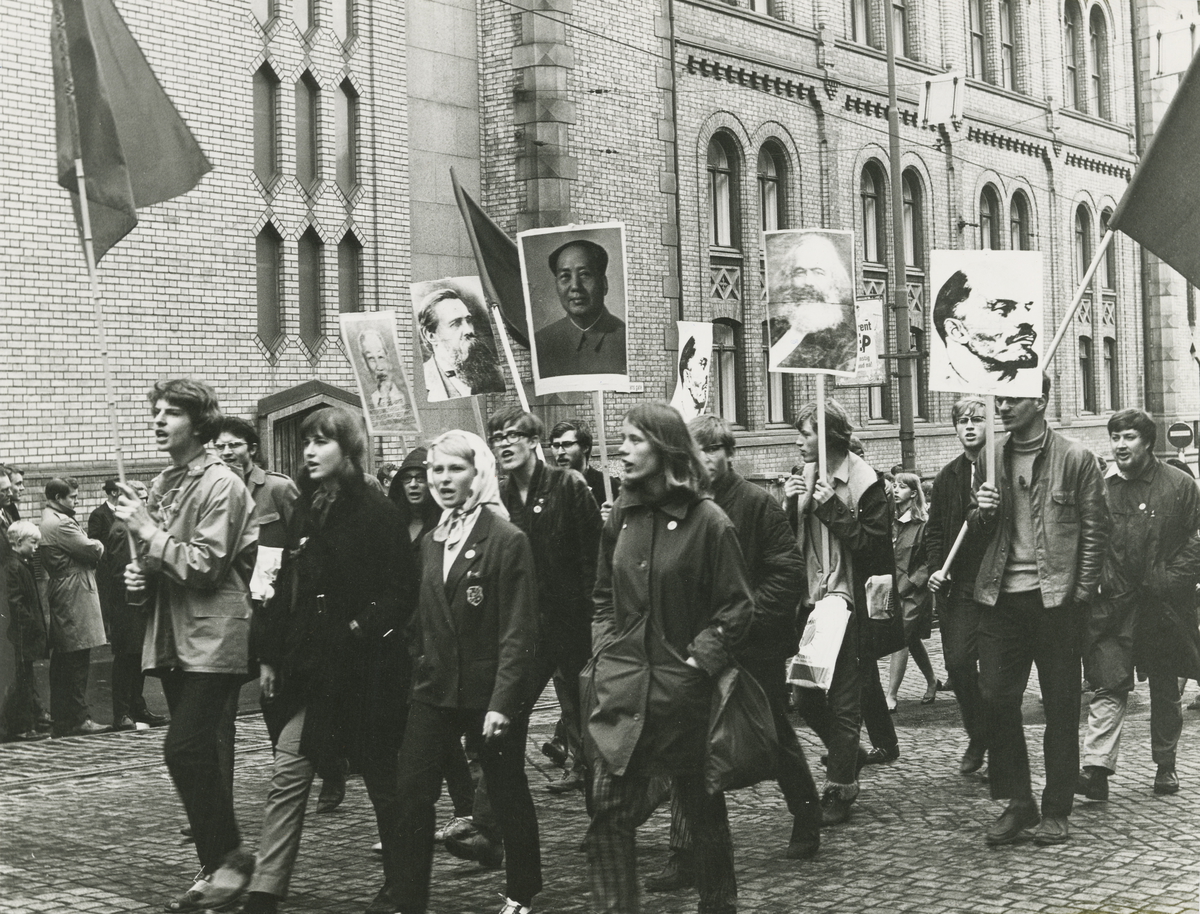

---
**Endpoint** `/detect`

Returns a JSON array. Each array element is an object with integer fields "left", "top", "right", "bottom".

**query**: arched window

[
  {"left": 902, "top": 170, "right": 923, "bottom": 268},
  {"left": 757, "top": 145, "right": 786, "bottom": 233},
  {"left": 1089, "top": 7, "right": 1110, "bottom": 119},
  {"left": 332, "top": 0, "right": 354, "bottom": 43},
  {"left": 707, "top": 135, "right": 738, "bottom": 248},
  {"left": 852, "top": 0, "right": 873, "bottom": 46},
  {"left": 1100, "top": 209, "right": 1116, "bottom": 288},
  {"left": 1079, "top": 336, "right": 1096, "bottom": 412},
  {"left": 256, "top": 224, "right": 283, "bottom": 350},
  {"left": 968, "top": 0, "right": 986, "bottom": 80},
  {"left": 979, "top": 185, "right": 1001, "bottom": 250},
  {"left": 712, "top": 319, "right": 742, "bottom": 426},
  {"left": 1010, "top": 191, "right": 1031, "bottom": 250},
  {"left": 1065, "top": 1, "right": 1084, "bottom": 111},
  {"left": 999, "top": 0, "right": 1016, "bottom": 89},
  {"left": 1075, "top": 205, "right": 1092, "bottom": 282},
  {"left": 253, "top": 65, "right": 279, "bottom": 186},
  {"left": 298, "top": 228, "right": 324, "bottom": 352},
  {"left": 861, "top": 163, "right": 886, "bottom": 264}
]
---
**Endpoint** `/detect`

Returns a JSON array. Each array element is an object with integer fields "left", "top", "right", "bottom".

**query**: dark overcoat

[{"left": 3, "top": 552, "right": 48, "bottom": 662}]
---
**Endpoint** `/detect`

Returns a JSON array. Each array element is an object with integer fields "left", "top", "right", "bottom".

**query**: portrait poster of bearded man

[
  {"left": 928, "top": 251, "right": 1044, "bottom": 398},
  {"left": 669, "top": 321, "right": 714, "bottom": 422},
  {"left": 339, "top": 310, "right": 420, "bottom": 436},
  {"left": 410, "top": 277, "right": 508, "bottom": 403},
  {"left": 764, "top": 229, "right": 858, "bottom": 376}
]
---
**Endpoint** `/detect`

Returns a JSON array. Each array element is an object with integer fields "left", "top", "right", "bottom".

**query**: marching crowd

[{"left": 2, "top": 373, "right": 1198, "bottom": 914}]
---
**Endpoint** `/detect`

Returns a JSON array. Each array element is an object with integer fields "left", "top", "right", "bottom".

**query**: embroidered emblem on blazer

[{"left": 466, "top": 585, "right": 484, "bottom": 606}]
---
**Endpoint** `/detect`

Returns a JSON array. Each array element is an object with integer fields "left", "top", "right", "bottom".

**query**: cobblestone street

[{"left": 2, "top": 633, "right": 1197, "bottom": 914}]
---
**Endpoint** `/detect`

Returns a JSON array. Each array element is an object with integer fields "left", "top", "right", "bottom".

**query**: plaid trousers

[{"left": 586, "top": 760, "right": 736, "bottom": 914}]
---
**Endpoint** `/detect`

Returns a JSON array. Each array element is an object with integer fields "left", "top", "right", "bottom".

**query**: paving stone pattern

[{"left": 1, "top": 632, "right": 1196, "bottom": 914}]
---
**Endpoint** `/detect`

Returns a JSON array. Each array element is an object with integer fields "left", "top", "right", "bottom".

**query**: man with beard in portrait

[
  {"left": 933, "top": 270, "right": 1040, "bottom": 388},
  {"left": 359, "top": 329, "right": 407, "bottom": 410},
  {"left": 419, "top": 289, "right": 506, "bottom": 401},
  {"left": 770, "top": 234, "right": 858, "bottom": 373}
]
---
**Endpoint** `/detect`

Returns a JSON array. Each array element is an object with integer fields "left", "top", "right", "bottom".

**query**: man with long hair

[
  {"left": 115, "top": 379, "right": 259, "bottom": 912},
  {"left": 586, "top": 402, "right": 753, "bottom": 914}
]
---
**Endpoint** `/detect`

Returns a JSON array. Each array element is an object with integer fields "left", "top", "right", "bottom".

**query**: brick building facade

[{"left": 0, "top": 0, "right": 1172, "bottom": 512}]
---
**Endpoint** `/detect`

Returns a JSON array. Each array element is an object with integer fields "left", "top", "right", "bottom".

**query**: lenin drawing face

[{"left": 766, "top": 230, "right": 858, "bottom": 376}]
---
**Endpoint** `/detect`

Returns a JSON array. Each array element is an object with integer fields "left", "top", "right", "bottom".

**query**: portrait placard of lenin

[{"left": 518, "top": 222, "right": 631, "bottom": 396}]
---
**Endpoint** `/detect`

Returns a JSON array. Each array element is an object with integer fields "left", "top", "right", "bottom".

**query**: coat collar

[{"left": 620, "top": 486, "right": 702, "bottom": 519}]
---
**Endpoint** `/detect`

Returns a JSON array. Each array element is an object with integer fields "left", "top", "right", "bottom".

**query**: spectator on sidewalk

[
  {"left": 3, "top": 464, "right": 25, "bottom": 523},
  {"left": 2, "top": 521, "right": 49, "bottom": 741},
  {"left": 88, "top": 478, "right": 122, "bottom": 637},
  {"left": 1077, "top": 408, "right": 1200, "bottom": 801},
  {"left": 926, "top": 396, "right": 989, "bottom": 776},
  {"left": 114, "top": 379, "right": 258, "bottom": 913},
  {"left": 969, "top": 373, "right": 1110, "bottom": 847},
  {"left": 40, "top": 477, "right": 109, "bottom": 737}
]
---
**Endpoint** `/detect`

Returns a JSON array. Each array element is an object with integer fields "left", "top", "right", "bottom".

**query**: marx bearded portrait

[{"left": 767, "top": 232, "right": 857, "bottom": 374}]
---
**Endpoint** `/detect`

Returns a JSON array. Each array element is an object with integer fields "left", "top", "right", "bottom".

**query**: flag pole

[
  {"left": 592, "top": 391, "right": 615, "bottom": 504},
  {"left": 1045, "top": 230, "right": 1115, "bottom": 363},
  {"left": 815, "top": 374, "right": 831, "bottom": 572},
  {"left": 449, "top": 168, "right": 545, "bottom": 462}
]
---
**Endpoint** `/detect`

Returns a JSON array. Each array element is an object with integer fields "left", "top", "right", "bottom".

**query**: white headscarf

[{"left": 428, "top": 430, "right": 509, "bottom": 546}]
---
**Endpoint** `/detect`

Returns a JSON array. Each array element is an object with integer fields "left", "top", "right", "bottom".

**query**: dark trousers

[
  {"left": 795, "top": 616, "right": 897, "bottom": 784},
  {"left": 3, "top": 660, "right": 43, "bottom": 734},
  {"left": 588, "top": 761, "right": 735, "bottom": 914},
  {"left": 940, "top": 589, "right": 985, "bottom": 749},
  {"left": 394, "top": 702, "right": 542, "bottom": 912},
  {"left": 442, "top": 737, "right": 476, "bottom": 818},
  {"left": 49, "top": 647, "right": 91, "bottom": 731},
  {"left": 667, "top": 652, "right": 820, "bottom": 853},
  {"left": 111, "top": 652, "right": 147, "bottom": 722},
  {"left": 977, "top": 592, "right": 1084, "bottom": 817},
  {"left": 160, "top": 670, "right": 245, "bottom": 870}
]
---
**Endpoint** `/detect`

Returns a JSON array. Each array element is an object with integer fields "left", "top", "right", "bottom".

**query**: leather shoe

[
  {"left": 546, "top": 768, "right": 585, "bottom": 793},
  {"left": 364, "top": 884, "right": 398, "bottom": 914},
  {"left": 316, "top": 771, "right": 346, "bottom": 813},
  {"left": 985, "top": 799, "right": 1039, "bottom": 846},
  {"left": 445, "top": 832, "right": 504, "bottom": 868},
  {"left": 57, "top": 719, "right": 110, "bottom": 737},
  {"left": 14, "top": 730, "right": 51, "bottom": 742},
  {"left": 540, "top": 739, "right": 568, "bottom": 769},
  {"left": 134, "top": 708, "right": 169, "bottom": 727},
  {"left": 644, "top": 851, "right": 695, "bottom": 892},
  {"left": 786, "top": 818, "right": 820, "bottom": 860},
  {"left": 433, "top": 815, "right": 475, "bottom": 842},
  {"left": 1033, "top": 814, "right": 1069, "bottom": 845},
  {"left": 1154, "top": 765, "right": 1180, "bottom": 795},
  {"left": 819, "top": 787, "right": 853, "bottom": 826},
  {"left": 114, "top": 716, "right": 138, "bottom": 732},
  {"left": 863, "top": 745, "right": 900, "bottom": 765},
  {"left": 959, "top": 744, "right": 986, "bottom": 776},
  {"left": 1076, "top": 765, "right": 1109, "bottom": 801}
]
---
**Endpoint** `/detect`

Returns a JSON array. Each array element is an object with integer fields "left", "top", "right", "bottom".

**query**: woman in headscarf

[
  {"left": 242, "top": 408, "right": 417, "bottom": 914},
  {"left": 387, "top": 447, "right": 441, "bottom": 546},
  {"left": 392, "top": 430, "right": 542, "bottom": 914}
]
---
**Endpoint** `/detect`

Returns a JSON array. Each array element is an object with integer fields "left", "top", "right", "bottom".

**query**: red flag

[
  {"left": 51, "top": 0, "right": 211, "bottom": 261},
  {"left": 451, "top": 171, "right": 530, "bottom": 349},
  {"left": 1110, "top": 49, "right": 1200, "bottom": 288}
]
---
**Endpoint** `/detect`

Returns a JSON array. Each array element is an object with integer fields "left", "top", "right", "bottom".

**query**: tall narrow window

[
  {"left": 1065, "top": 2, "right": 1083, "bottom": 111},
  {"left": 253, "top": 65, "right": 279, "bottom": 186},
  {"left": 968, "top": 0, "right": 985, "bottom": 79},
  {"left": 1100, "top": 210, "right": 1115, "bottom": 288},
  {"left": 1010, "top": 191, "right": 1031, "bottom": 250},
  {"left": 892, "top": 0, "right": 908, "bottom": 57},
  {"left": 979, "top": 185, "right": 1001, "bottom": 250},
  {"left": 712, "top": 320, "right": 742, "bottom": 426},
  {"left": 852, "top": 0, "right": 873, "bottom": 45},
  {"left": 707, "top": 136, "right": 737, "bottom": 248},
  {"left": 1075, "top": 206, "right": 1092, "bottom": 282},
  {"left": 298, "top": 229, "right": 324, "bottom": 352},
  {"left": 757, "top": 145, "right": 785, "bottom": 233},
  {"left": 256, "top": 225, "right": 283, "bottom": 349},
  {"left": 252, "top": 0, "right": 276, "bottom": 27},
  {"left": 762, "top": 322, "right": 786, "bottom": 424},
  {"left": 1104, "top": 338, "right": 1118, "bottom": 410},
  {"left": 335, "top": 81, "right": 358, "bottom": 195},
  {"left": 748, "top": 0, "right": 773, "bottom": 14},
  {"left": 902, "top": 170, "right": 922, "bottom": 268},
  {"left": 861, "top": 164, "right": 885, "bottom": 263},
  {"left": 338, "top": 233, "right": 362, "bottom": 313},
  {"left": 1079, "top": 336, "right": 1096, "bottom": 412},
  {"left": 332, "top": 0, "right": 354, "bottom": 43},
  {"left": 296, "top": 73, "right": 320, "bottom": 190},
  {"left": 999, "top": 0, "right": 1016, "bottom": 89},
  {"left": 293, "top": 0, "right": 314, "bottom": 33},
  {"left": 1089, "top": 8, "right": 1110, "bottom": 119}
]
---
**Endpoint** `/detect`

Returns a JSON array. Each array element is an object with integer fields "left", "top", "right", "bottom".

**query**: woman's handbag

[{"left": 704, "top": 662, "right": 778, "bottom": 795}]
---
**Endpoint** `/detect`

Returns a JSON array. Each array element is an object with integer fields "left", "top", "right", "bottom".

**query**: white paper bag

[
  {"left": 865, "top": 574, "right": 895, "bottom": 621},
  {"left": 787, "top": 594, "right": 852, "bottom": 691}
]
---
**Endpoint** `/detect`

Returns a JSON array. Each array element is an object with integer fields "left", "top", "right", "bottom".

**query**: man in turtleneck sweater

[{"left": 969, "top": 372, "right": 1110, "bottom": 848}]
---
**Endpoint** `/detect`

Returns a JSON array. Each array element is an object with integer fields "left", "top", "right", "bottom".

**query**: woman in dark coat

[
  {"left": 388, "top": 447, "right": 441, "bottom": 546},
  {"left": 242, "top": 408, "right": 417, "bottom": 914},
  {"left": 393, "top": 430, "right": 541, "bottom": 914},
  {"left": 884, "top": 472, "right": 939, "bottom": 709}
]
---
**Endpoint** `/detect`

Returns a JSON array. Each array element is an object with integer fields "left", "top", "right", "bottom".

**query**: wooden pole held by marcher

[
  {"left": 593, "top": 390, "right": 615, "bottom": 505},
  {"left": 937, "top": 394, "right": 997, "bottom": 576},
  {"left": 815, "top": 374, "right": 831, "bottom": 573}
]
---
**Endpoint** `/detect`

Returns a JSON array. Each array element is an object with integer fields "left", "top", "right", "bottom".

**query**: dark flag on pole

[
  {"left": 450, "top": 170, "right": 529, "bottom": 349},
  {"left": 1109, "top": 49, "right": 1200, "bottom": 288},
  {"left": 51, "top": 0, "right": 211, "bottom": 262}
]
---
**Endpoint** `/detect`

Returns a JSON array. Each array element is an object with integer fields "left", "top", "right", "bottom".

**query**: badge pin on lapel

[{"left": 467, "top": 585, "right": 484, "bottom": 606}]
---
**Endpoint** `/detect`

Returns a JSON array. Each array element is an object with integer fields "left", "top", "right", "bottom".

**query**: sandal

[{"left": 921, "top": 680, "right": 941, "bottom": 704}]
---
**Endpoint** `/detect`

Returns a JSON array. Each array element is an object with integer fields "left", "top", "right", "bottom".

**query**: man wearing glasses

[
  {"left": 548, "top": 419, "right": 619, "bottom": 511},
  {"left": 443, "top": 407, "right": 602, "bottom": 866}
]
